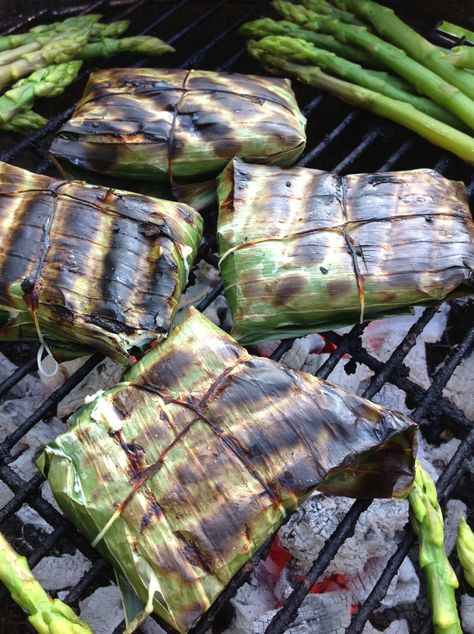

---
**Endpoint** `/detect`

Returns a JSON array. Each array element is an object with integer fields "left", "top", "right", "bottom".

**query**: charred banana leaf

[
  {"left": 49, "top": 68, "right": 306, "bottom": 184},
  {"left": 0, "top": 161, "right": 202, "bottom": 362},
  {"left": 218, "top": 158, "right": 474, "bottom": 344},
  {"left": 38, "top": 307, "right": 417, "bottom": 633}
]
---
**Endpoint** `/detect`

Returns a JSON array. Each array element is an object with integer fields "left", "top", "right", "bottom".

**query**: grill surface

[{"left": 0, "top": 1, "right": 473, "bottom": 633}]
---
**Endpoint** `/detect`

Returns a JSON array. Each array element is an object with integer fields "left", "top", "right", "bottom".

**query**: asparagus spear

[
  {"left": 239, "top": 18, "right": 376, "bottom": 65},
  {"left": 79, "top": 35, "right": 175, "bottom": 59},
  {"left": 301, "top": 0, "right": 365, "bottom": 25},
  {"left": 271, "top": 2, "right": 474, "bottom": 131},
  {"left": 0, "top": 14, "right": 101, "bottom": 51},
  {"left": 445, "top": 47, "right": 474, "bottom": 69},
  {"left": 247, "top": 42, "right": 474, "bottom": 165},
  {"left": 0, "top": 61, "right": 82, "bottom": 124},
  {"left": 0, "top": 109, "right": 47, "bottom": 132},
  {"left": 335, "top": 0, "right": 474, "bottom": 101},
  {"left": 436, "top": 20, "right": 474, "bottom": 46},
  {"left": 408, "top": 462, "right": 461, "bottom": 634},
  {"left": 0, "top": 531, "right": 93, "bottom": 634},
  {"left": 457, "top": 517, "right": 474, "bottom": 588},
  {"left": 0, "top": 30, "right": 88, "bottom": 89},
  {"left": 253, "top": 36, "right": 467, "bottom": 130}
]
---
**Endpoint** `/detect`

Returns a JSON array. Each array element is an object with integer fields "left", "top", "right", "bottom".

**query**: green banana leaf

[
  {"left": 217, "top": 158, "right": 474, "bottom": 344},
  {"left": 38, "top": 307, "right": 417, "bottom": 633},
  {"left": 49, "top": 68, "right": 307, "bottom": 184},
  {"left": 0, "top": 161, "right": 203, "bottom": 363}
]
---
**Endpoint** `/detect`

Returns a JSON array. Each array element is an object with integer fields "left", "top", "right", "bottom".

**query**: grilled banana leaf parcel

[
  {"left": 218, "top": 159, "right": 474, "bottom": 344},
  {"left": 38, "top": 307, "right": 417, "bottom": 633},
  {"left": 49, "top": 68, "right": 307, "bottom": 183},
  {"left": 0, "top": 161, "right": 202, "bottom": 362}
]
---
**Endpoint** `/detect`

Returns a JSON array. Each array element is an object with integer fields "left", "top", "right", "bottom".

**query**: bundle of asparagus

[
  {"left": 0, "top": 13, "right": 175, "bottom": 133},
  {"left": 0, "top": 162, "right": 202, "bottom": 363},
  {"left": 38, "top": 307, "right": 417, "bottom": 633},
  {"left": 240, "top": 0, "right": 474, "bottom": 164},
  {"left": 49, "top": 68, "right": 307, "bottom": 183},
  {"left": 217, "top": 159, "right": 474, "bottom": 344}
]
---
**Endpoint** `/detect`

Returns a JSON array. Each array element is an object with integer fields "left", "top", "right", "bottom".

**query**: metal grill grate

[{"left": 0, "top": 1, "right": 473, "bottom": 633}]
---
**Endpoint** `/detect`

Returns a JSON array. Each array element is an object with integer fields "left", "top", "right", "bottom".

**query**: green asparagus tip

[{"left": 457, "top": 516, "right": 474, "bottom": 588}]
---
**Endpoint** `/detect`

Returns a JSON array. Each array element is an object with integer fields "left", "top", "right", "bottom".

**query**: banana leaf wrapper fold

[
  {"left": 0, "top": 161, "right": 203, "bottom": 362},
  {"left": 49, "top": 68, "right": 306, "bottom": 185},
  {"left": 38, "top": 307, "right": 417, "bottom": 633},
  {"left": 218, "top": 159, "right": 474, "bottom": 344}
]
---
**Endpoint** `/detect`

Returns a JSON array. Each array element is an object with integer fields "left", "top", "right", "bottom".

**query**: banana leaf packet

[
  {"left": 49, "top": 68, "right": 307, "bottom": 189},
  {"left": 218, "top": 159, "right": 474, "bottom": 344},
  {"left": 38, "top": 307, "right": 417, "bottom": 633},
  {"left": 0, "top": 161, "right": 203, "bottom": 363}
]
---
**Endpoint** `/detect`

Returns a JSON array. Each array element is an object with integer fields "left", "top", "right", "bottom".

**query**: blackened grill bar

[{"left": 0, "top": 1, "right": 472, "bottom": 633}]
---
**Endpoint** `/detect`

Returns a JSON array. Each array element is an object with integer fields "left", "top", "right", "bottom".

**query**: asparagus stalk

[
  {"left": 271, "top": 2, "right": 474, "bottom": 131},
  {"left": 0, "top": 14, "right": 101, "bottom": 51},
  {"left": 408, "top": 462, "right": 461, "bottom": 634},
  {"left": 78, "top": 35, "right": 175, "bottom": 59},
  {"left": 0, "top": 109, "right": 47, "bottom": 132},
  {"left": 301, "top": 0, "right": 365, "bottom": 25},
  {"left": 0, "top": 30, "right": 88, "bottom": 89},
  {"left": 457, "top": 517, "right": 474, "bottom": 588},
  {"left": 239, "top": 18, "right": 377, "bottom": 66},
  {"left": 0, "top": 531, "right": 93, "bottom": 634},
  {"left": 254, "top": 36, "right": 467, "bottom": 130},
  {"left": 247, "top": 43, "right": 474, "bottom": 166},
  {"left": 335, "top": 0, "right": 474, "bottom": 101},
  {"left": 445, "top": 47, "right": 474, "bottom": 69},
  {"left": 436, "top": 20, "right": 474, "bottom": 46},
  {"left": 0, "top": 61, "right": 82, "bottom": 124}
]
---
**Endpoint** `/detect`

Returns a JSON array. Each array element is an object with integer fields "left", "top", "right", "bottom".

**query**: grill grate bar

[
  {"left": 316, "top": 323, "right": 366, "bottom": 381},
  {"left": 297, "top": 112, "right": 360, "bottom": 167},
  {"left": 64, "top": 559, "right": 110, "bottom": 605},
  {"left": 363, "top": 304, "right": 439, "bottom": 401},
  {"left": 377, "top": 139, "right": 415, "bottom": 171},
  {"left": 0, "top": 356, "right": 37, "bottom": 399},
  {"left": 333, "top": 127, "right": 388, "bottom": 173},
  {"left": 0, "top": 472, "right": 44, "bottom": 524},
  {"left": 195, "top": 281, "right": 225, "bottom": 313},
  {"left": 265, "top": 499, "right": 372, "bottom": 634}
]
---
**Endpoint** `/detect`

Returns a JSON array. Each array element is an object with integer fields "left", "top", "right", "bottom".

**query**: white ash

[
  {"left": 56, "top": 356, "right": 124, "bottom": 419},
  {"left": 79, "top": 585, "right": 124, "bottom": 634},
  {"left": 363, "top": 620, "right": 409, "bottom": 634},
  {"left": 230, "top": 576, "right": 278, "bottom": 634},
  {"left": 279, "top": 494, "right": 409, "bottom": 578},
  {"left": 442, "top": 352, "right": 474, "bottom": 420},
  {"left": 33, "top": 551, "right": 91, "bottom": 591},
  {"left": 238, "top": 591, "right": 353, "bottom": 634},
  {"left": 0, "top": 479, "right": 13, "bottom": 509},
  {"left": 461, "top": 594, "right": 474, "bottom": 634},
  {"left": 281, "top": 306, "right": 449, "bottom": 416},
  {"left": 345, "top": 556, "right": 418, "bottom": 609},
  {"left": 280, "top": 334, "right": 325, "bottom": 370},
  {"left": 443, "top": 499, "right": 467, "bottom": 555}
]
